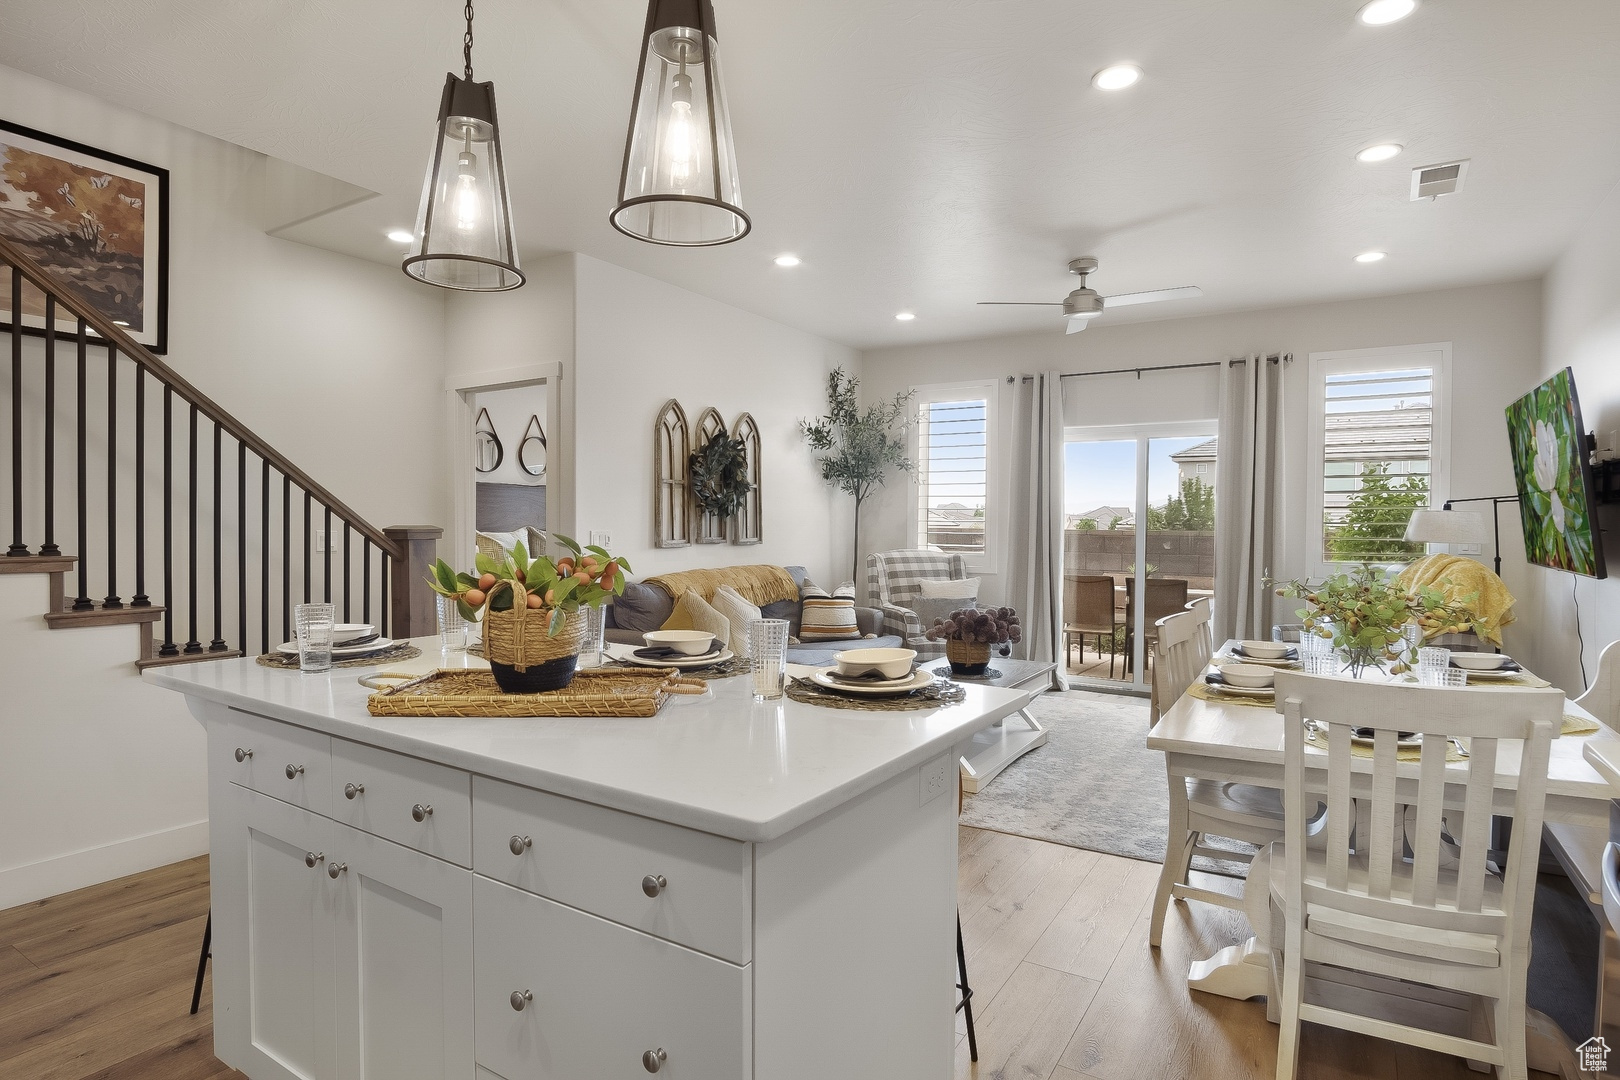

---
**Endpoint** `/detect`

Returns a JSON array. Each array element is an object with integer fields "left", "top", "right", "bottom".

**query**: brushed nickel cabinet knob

[
  {"left": 642, "top": 874, "right": 667, "bottom": 898},
  {"left": 305, "top": 851, "right": 324, "bottom": 868},
  {"left": 412, "top": 803, "right": 433, "bottom": 822},
  {"left": 328, "top": 861, "right": 347, "bottom": 878},
  {"left": 344, "top": 783, "right": 365, "bottom": 800},
  {"left": 642, "top": 1048, "right": 667, "bottom": 1073},
  {"left": 234, "top": 747, "right": 252, "bottom": 762},
  {"left": 510, "top": 989, "right": 532, "bottom": 1012},
  {"left": 285, "top": 764, "right": 304, "bottom": 780},
  {"left": 509, "top": 835, "right": 533, "bottom": 856}
]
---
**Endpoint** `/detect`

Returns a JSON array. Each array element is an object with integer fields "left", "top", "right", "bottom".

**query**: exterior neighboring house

[
  {"left": 1169, "top": 438, "right": 1218, "bottom": 490},
  {"left": 924, "top": 502, "right": 985, "bottom": 551},
  {"left": 1067, "top": 505, "right": 1133, "bottom": 530}
]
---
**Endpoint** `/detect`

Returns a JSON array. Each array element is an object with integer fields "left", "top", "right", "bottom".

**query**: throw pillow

[
  {"left": 612, "top": 581, "right": 675, "bottom": 634},
  {"left": 659, "top": 591, "right": 731, "bottom": 652},
  {"left": 916, "top": 575, "right": 980, "bottom": 600},
  {"left": 913, "top": 595, "right": 976, "bottom": 633},
  {"left": 799, "top": 579, "right": 862, "bottom": 641},
  {"left": 710, "top": 584, "right": 762, "bottom": 658}
]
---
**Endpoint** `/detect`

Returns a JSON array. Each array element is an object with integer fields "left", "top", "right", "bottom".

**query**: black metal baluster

[
  {"left": 282, "top": 475, "right": 290, "bottom": 646},
  {"left": 381, "top": 556, "right": 389, "bottom": 640},
  {"left": 7, "top": 266, "right": 26, "bottom": 556},
  {"left": 184, "top": 405, "right": 201, "bottom": 654},
  {"left": 303, "top": 491, "right": 311, "bottom": 604},
  {"left": 210, "top": 422, "right": 225, "bottom": 651},
  {"left": 261, "top": 459, "right": 270, "bottom": 655},
  {"left": 362, "top": 539, "right": 372, "bottom": 625},
  {"left": 132, "top": 367, "right": 148, "bottom": 605},
  {"left": 40, "top": 295, "right": 59, "bottom": 557},
  {"left": 159, "top": 386, "right": 177, "bottom": 656},
  {"left": 104, "top": 343, "right": 120, "bottom": 607},
  {"left": 70, "top": 319, "right": 91, "bottom": 607},
  {"left": 238, "top": 442, "right": 247, "bottom": 654},
  {"left": 323, "top": 506, "right": 332, "bottom": 602},
  {"left": 342, "top": 524, "right": 351, "bottom": 623}
]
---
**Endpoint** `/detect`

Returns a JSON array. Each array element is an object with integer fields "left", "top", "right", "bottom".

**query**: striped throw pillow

[{"left": 799, "top": 580, "right": 862, "bottom": 641}]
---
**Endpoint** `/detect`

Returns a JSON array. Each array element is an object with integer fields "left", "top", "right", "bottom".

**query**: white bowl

[
  {"left": 1449, "top": 652, "right": 1510, "bottom": 671},
  {"left": 332, "top": 623, "right": 375, "bottom": 644},
  {"left": 834, "top": 647, "right": 919, "bottom": 680},
  {"left": 1221, "top": 663, "right": 1277, "bottom": 689},
  {"left": 1239, "top": 639, "right": 1291, "bottom": 659},
  {"left": 642, "top": 630, "right": 716, "bottom": 655}
]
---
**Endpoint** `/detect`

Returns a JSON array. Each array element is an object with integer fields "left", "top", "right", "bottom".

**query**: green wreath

[{"left": 689, "top": 432, "right": 753, "bottom": 519}]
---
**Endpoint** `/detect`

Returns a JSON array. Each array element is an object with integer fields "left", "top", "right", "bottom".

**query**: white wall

[
  {"left": 1533, "top": 180, "right": 1620, "bottom": 695},
  {"left": 0, "top": 63, "right": 450, "bottom": 907},
  {"left": 857, "top": 280, "right": 1545, "bottom": 642}
]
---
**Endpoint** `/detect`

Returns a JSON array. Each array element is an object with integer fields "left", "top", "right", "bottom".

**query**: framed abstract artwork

[{"left": 0, "top": 119, "right": 169, "bottom": 352}]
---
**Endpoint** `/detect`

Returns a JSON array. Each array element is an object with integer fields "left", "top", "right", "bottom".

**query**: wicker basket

[
  {"left": 945, "top": 638, "right": 991, "bottom": 677},
  {"left": 482, "top": 580, "right": 585, "bottom": 692}
]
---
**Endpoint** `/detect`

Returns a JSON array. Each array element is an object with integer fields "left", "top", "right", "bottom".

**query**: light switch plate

[
  {"left": 1457, "top": 543, "right": 1482, "bottom": 555},
  {"left": 920, "top": 752, "right": 953, "bottom": 805},
  {"left": 588, "top": 531, "right": 612, "bottom": 549}
]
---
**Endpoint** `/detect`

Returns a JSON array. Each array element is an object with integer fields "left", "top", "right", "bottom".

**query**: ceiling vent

[{"left": 1410, "top": 159, "right": 1470, "bottom": 201}]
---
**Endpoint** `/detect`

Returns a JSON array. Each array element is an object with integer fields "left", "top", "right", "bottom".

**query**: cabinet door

[
  {"left": 238, "top": 789, "right": 340, "bottom": 1080},
  {"left": 331, "top": 822, "right": 475, "bottom": 1080},
  {"left": 474, "top": 876, "right": 750, "bottom": 1080}
]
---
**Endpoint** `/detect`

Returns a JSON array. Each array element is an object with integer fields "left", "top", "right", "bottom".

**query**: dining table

[{"left": 1146, "top": 640, "right": 1613, "bottom": 1075}]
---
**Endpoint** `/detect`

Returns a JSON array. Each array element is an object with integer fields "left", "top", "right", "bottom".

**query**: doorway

[{"left": 448, "top": 362, "right": 564, "bottom": 569}]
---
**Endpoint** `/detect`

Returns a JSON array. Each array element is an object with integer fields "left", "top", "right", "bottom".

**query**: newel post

[{"left": 384, "top": 525, "right": 444, "bottom": 641}]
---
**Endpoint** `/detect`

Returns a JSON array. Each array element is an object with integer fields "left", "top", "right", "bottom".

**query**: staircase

[{"left": 1, "top": 232, "right": 438, "bottom": 666}]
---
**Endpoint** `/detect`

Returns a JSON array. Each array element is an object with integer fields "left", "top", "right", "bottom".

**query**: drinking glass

[
  {"left": 295, "top": 603, "right": 335, "bottom": 673},
  {"left": 437, "top": 594, "right": 467, "bottom": 652},
  {"left": 1424, "top": 667, "right": 1468, "bottom": 688},
  {"left": 747, "top": 619, "right": 789, "bottom": 701},
  {"left": 581, "top": 604, "right": 606, "bottom": 668},
  {"left": 1417, "top": 646, "right": 1451, "bottom": 675}
]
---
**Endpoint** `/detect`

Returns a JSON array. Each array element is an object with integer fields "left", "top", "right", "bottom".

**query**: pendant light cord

[{"left": 463, "top": 0, "right": 476, "bottom": 80}]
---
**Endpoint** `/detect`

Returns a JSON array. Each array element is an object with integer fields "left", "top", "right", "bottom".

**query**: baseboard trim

[{"left": 0, "top": 819, "right": 209, "bottom": 910}]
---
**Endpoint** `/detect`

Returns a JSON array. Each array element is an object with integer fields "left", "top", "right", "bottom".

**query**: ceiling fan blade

[
  {"left": 1100, "top": 286, "right": 1202, "bottom": 308},
  {"left": 977, "top": 301, "right": 1065, "bottom": 306},
  {"left": 1065, "top": 318, "right": 1088, "bottom": 335}
]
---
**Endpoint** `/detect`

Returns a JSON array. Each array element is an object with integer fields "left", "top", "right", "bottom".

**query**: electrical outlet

[
  {"left": 920, "top": 752, "right": 953, "bottom": 806},
  {"left": 1457, "top": 543, "right": 1482, "bottom": 556},
  {"left": 589, "top": 531, "right": 612, "bottom": 549}
]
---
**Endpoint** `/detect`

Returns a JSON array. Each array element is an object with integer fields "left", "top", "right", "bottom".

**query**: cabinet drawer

[
  {"left": 332, "top": 739, "right": 472, "bottom": 867},
  {"left": 473, "top": 877, "right": 750, "bottom": 1080},
  {"left": 472, "top": 777, "right": 751, "bottom": 963},
  {"left": 221, "top": 709, "right": 331, "bottom": 816}
]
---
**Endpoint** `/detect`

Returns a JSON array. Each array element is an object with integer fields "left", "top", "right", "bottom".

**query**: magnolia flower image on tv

[
  {"left": 1505, "top": 367, "right": 1604, "bottom": 578},
  {"left": 1531, "top": 419, "right": 1566, "bottom": 533}
]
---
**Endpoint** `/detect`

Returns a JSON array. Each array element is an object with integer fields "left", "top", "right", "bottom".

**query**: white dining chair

[
  {"left": 1148, "top": 606, "right": 1305, "bottom": 947},
  {"left": 1270, "top": 672, "right": 1563, "bottom": 1080}
]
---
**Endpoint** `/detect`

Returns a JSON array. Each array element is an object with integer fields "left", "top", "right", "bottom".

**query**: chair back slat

[
  {"left": 1325, "top": 720, "right": 1353, "bottom": 891},
  {"left": 1408, "top": 735, "right": 1449, "bottom": 906},
  {"left": 1064, "top": 575, "right": 1117, "bottom": 634},
  {"left": 1366, "top": 729, "right": 1399, "bottom": 900},
  {"left": 1152, "top": 606, "right": 1212, "bottom": 721},
  {"left": 1456, "top": 738, "right": 1498, "bottom": 913}
]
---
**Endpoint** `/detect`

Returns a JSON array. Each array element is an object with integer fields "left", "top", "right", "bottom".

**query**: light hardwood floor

[{"left": 0, "top": 832, "right": 1554, "bottom": 1079}]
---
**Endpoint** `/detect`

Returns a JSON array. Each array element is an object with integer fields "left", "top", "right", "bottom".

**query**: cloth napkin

[{"left": 634, "top": 645, "right": 721, "bottom": 661}]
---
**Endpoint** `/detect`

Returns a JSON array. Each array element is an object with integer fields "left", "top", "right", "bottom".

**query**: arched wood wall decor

[
  {"left": 474, "top": 407, "right": 503, "bottom": 473},
  {"left": 691, "top": 407, "right": 729, "bottom": 544},
  {"left": 518, "top": 414, "right": 547, "bottom": 478},
  {"left": 654, "top": 399, "right": 691, "bottom": 548},
  {"left": 732, "top": 412, "right": 762, "bottom": 545}
]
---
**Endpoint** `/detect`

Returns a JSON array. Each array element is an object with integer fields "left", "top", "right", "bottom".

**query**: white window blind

[
  {"left": 915, "top": 398, "right": 988, "bottom": 556},
  {"left": 1319, "top": 365, "right": 1434, "bottom": 564}
]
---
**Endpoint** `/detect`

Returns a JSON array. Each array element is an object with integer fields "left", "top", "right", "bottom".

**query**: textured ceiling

[{"left": 3, "top": 1, "right": 1619, "bottom": 348}]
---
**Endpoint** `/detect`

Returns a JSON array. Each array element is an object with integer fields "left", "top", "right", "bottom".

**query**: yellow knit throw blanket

[
  {"left": 1396, "top": 553, "right": 1516, "bottom": 647},
  {"left": 645, "top": 565, "right": 801, "bottom": 608}
]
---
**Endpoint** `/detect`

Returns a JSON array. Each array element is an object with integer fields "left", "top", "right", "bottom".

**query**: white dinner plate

[
  {"left": 1222, "top": 652, "right": 1300, "bottom": 669},
  {"left": 811, "top": 668, "right": 936, "bottom": 697},
  {"left": 1461, "top": 667, "right": 1524, "bottom": 682},
  {"left": 1203, "top": 680, "right": 1275, "bottom": 700},
  {"left": 821, "top": 668, "right": 919, "bottom": 689},
  {"left": 620, "top": 647, "right": 735, "bottom": 670},
  {"left": 275, "top": 636, "right": 394, "bottom": 658}
]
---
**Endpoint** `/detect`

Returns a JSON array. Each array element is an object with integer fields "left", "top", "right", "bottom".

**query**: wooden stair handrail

[{"left": 0, "top": 232, "right": 403, "bottom": 560}]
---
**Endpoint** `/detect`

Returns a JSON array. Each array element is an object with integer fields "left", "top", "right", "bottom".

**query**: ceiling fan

[{"left": 979, "top": 257, "right": 1202, "bottom": 334}]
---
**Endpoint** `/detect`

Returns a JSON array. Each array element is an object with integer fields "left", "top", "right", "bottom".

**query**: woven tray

[
  {"left": 362, "top": 668, "right": 704, "bottom": 718},
  {"left": 257, "top": 642, "right": 422, "bottom": 670}
]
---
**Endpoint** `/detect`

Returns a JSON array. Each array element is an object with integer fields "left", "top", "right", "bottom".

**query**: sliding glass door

[{"left": 1062, "top": 422, "right": 1217, "bottom": 692}]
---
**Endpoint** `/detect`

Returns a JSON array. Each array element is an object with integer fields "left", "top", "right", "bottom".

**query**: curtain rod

[{"left": 1015, "top": 353, "right": 1291, "bottom": 383}]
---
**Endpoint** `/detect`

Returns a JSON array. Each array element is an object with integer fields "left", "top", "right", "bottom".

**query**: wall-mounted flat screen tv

[{"left": 1505, "top": 367, "right": 1607, "bottom": 578}]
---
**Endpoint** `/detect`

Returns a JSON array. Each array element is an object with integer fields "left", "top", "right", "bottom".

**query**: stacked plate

[
  {"left": 621, "top": 646, "right": 735, "bottom": 670},
  {"left": 810, "top": 668, "right": 937, "bottom": 696},
  {"left": 274, "top": 624, "right": 393, "bottom": 660},
  {"left": 1450, "top": 653, "right": 1523, "bottom": 682}
]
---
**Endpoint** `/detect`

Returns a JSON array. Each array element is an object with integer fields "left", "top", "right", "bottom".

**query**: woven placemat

[
  {"left": 934, "top": 667, "right": 1003, "bottom": 682},
  {"left": 257, "top": 642, "right": 422, "bottom": 670},
  {"left": 1188, "top": 681, "right": 1274, "bottom": 708},
  {"left": 605, "top": 655, "right": 752, "bottom": 682},
  {"left": 784, "top": 676, "right": 967, "bottom": 712},
  {"left": 1304, "top": 726, "right": 1466, "bottom": 763}
]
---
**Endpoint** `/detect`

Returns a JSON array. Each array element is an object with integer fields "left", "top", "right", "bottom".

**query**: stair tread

[
  {"left": 135, "top": 649, "right": 243, "bottom": 670},
  {"left": 44, "top": 606, "right": 164, "bottom": 628},
  {"left": 0, "top": 555, "right": 77, "bottom": 574}
]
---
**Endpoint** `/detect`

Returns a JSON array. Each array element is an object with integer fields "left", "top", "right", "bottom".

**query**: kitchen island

[{"left": 146, "top": 644, "right": 1033, "bottom": 1080}]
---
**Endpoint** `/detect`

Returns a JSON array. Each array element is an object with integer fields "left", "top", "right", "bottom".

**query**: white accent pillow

[
  {"left": 711, "top": 585, "right": 762, "bottom": 658},
  {"left": 916, "top": 576, "right": 980, "bottom": 600}
]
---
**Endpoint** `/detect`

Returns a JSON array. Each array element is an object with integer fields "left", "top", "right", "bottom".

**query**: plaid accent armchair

[{"left": 865, "top": 549, "right": 969, "bottom": 660}]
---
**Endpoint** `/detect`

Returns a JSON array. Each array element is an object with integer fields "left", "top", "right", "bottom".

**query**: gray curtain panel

[
  {"left": 1009, "top": 371, "right": 1070, "bottom": 690},
  {"left": 1214, "top": 354, "right": 1289, "bottom": 643}
]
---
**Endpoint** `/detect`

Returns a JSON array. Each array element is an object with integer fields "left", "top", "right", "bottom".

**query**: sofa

[{"left": 605, "top": 564, "right": 903, "bottom": 665}]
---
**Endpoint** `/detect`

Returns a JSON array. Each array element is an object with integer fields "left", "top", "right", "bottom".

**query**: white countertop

[{"left": 144, "top": 640, "right": 1033, "bottom": 842}]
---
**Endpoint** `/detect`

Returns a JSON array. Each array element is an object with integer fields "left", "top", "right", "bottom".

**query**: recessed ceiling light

[
  {"left": 1356, "top": 143, "right": 1404, "bottom": 163},
  {"left": 1092, "top": 64, "right": 1142, "bottom": 91},
  {"left": 774, "top": 254, "right": 801, "bottom": 267},
  {"left": 1355, "top": 250, "right": 1387, "bottom": 263},
  {"left": 895, "top": 312, "right": 916, "bottom": 322},
  {"left": 1358, "top": 0, "right": 1416, "bottom": 25},
  {"left": 386, "top": 229, "right": 415, "bottom": 244}
]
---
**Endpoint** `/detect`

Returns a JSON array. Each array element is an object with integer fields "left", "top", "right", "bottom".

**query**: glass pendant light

[
  {"left": 611, "top": 0, "right": 749, "bottom": 246},
  {"left": 403, "top": 0, "right": 524, "bottom": 291}
]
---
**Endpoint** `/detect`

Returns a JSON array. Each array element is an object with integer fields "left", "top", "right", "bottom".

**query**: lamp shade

[
  {"left": 611, "top": 0, "right": 749, "bottom": 246},
  {"left": 403, "top": 74, "right": 524, "bottom": 292},
  {"left": 1404, "top": 508, "right": 1488, "bottom": 545}
]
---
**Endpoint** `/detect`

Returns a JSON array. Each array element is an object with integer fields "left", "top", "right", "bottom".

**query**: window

[
  {"left": 913, "top": 383, "right": 994, "bottom": 565},
  {"left": 1307, "top": 344, "right": 1451, "bottom": 574}
]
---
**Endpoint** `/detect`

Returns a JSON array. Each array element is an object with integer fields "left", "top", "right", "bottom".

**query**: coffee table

[{"left": 924, "top": 658, "right": 1056, "bottom": 793}]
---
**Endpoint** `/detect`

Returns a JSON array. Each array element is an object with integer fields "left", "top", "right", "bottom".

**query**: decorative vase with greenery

[
  {"left": 801, "top": 367, "right": 915, "bottom": 579},
  {"left": 425, "top": 534, "right": 630, "bottom": 693},
  {"left": 688, "top": 431, "right": 752, "bottom": 520},
  {"left": 926, "top": 607, "right": 1021, "bottom": 677},
  {"left": 1273, "top": 563, "right": 1479, "bottom": 678}
]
